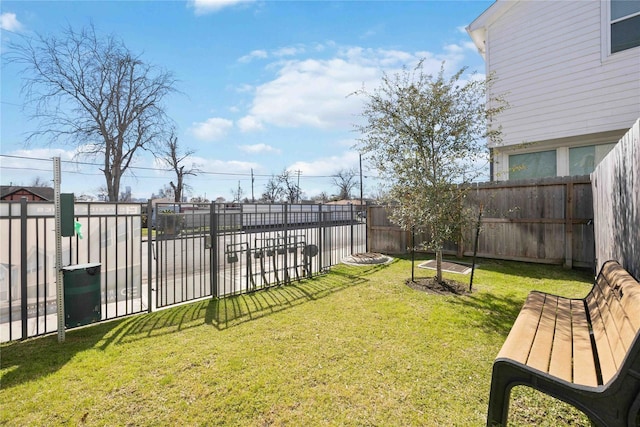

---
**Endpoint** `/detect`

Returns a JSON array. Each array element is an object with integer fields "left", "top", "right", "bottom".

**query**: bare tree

[
  {"left": 332, "top": 168, "right": 358, "bottom": 200},
  {"left": 279, "top": 169, "right": 302, "bottom": 203},
  {"left": 161, "top": 133, "right": 198, "bottom": 202},
  {"left": 261, "top": 174, "right": 284, "bottom": 203},
  {"left": 312, "top": 191, "right": 330, "bottom": 203},
  {"left": 30, "top": 176, "right": 50, "bottom": 187},
  {"left": 9, "top": 24, "right": 177, "bottom": 201},
  {"left": 230, "top": 181, "right": 245, "bottom": 203}
]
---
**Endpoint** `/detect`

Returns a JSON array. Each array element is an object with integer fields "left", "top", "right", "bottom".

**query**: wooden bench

[{"left": 487, "top": 260, "right": 640, "bottom": 427}]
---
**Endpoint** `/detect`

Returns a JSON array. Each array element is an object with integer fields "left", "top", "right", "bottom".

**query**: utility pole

[
  {"left": 251, "top": 168, "right": 255, "bottom": 203},
  {"left": 359, "top": 153, "right": 363, "bottom": 209},
  {"left": 296, "top": 169, "right": 302, "bottom": 203}
]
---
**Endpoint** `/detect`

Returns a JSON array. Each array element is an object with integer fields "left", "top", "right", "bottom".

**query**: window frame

[{"left": 602, "top": 0, "right": 640, "bottom": 59}]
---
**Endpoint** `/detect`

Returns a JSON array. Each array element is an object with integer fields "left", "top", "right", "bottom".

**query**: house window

[
  {"left": 611, "top": 0, "right": 640, "bottom": 53},
  {"left": 569, "top": 143, "right": 617, "bottom": 175},
  {"left": 509, "top": 150, "right": 557, "bottom": 180}
]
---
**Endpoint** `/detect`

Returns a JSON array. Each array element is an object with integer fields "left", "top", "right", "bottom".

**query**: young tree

[
  {"left": 161, "top": 133, "right": 198, "bottom": 202},
  {"left": 9, "top": 24, "right": 177, "bottom": 201},
  {"left": 332, "top": 168, "right": 358, "bottom": 200},
  {"left": 354, "top": 61, "right": 505, "bottom": 283}
]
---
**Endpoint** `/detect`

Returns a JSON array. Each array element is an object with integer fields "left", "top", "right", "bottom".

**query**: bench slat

[
  {"left": 527, "top": 294, "right": 557, "bottom": 373},
  {"left": 588, "top": 294, "right": 619, "bottom": 384},
  {"left": 613, "top": 265, "right": 640, "bottom": 329},
  {"left": 606, "top": 291, "right": 635, "bottom": 367},
  {"left": 548, "top": 296, "right": 573, "bottom": 382},
  {"left": 570, "top": 300, "right": 598, "bottom": 386},
  {"left": 497, "top": 292, "right": 545, "bottom": 363}
]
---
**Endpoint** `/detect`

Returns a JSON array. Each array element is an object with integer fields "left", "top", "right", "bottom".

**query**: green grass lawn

[{"left": 1, "top": 257, "right": 594, "bottom": 426}]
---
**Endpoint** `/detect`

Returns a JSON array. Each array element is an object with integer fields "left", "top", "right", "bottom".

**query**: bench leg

[{"left": 487, "top": 366, "right": 513, "bottom": 427}]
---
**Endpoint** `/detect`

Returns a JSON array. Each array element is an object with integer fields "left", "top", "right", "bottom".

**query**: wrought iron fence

[
  {"left": 0, "top": 200, "right": 145, "bottom": 342},
  {"left": 0, "top": 200, "right": 366, "bottom": 342},
  {"left": 151, "top": 203, "right": 366, "bottom": 306}
]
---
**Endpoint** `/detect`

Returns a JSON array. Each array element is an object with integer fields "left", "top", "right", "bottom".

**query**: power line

[{"left": 0, "top": 153, "right": 375, "bottom": 179}]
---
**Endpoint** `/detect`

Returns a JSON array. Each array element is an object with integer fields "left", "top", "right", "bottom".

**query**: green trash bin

[{"left": 63, "top": 262, "right": 101, "bottom": 328}]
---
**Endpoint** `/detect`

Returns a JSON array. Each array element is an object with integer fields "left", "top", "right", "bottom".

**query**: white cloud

[
  {"left": 239, "top": 49, "right": 268, "bottom": 63},
  {"left": 239, "top": 143, "right": 280, "bottom": 154},
  {"left": 190, "top": 0, "right": 254, "bottom": 15},
  {"left": 243, "top": 57, "right": 379, "bottom": 130},
  {"left": 273, "top": 46, "right": 305, "bottom": 57},
  {"left": 235, "top": 83, "right": 254, "bottom": 93},
  {"left": 288, "top": 151, "right": 360, "bottom": 177},
  {"left": 237, "top": 115, "right": 264, "bottom": 132},
  {"left": 190, "top": 117, "right": 233, "bottom": 141},
  {"left": 238, "top": 45, "right": 305, "bottom": 63},
  {"left": 0, "top": 12, "right": 23, "bottom": 32},
  {"left": 190, "top": 156, "right": 259, "bottom": 175},
  {"left": 236, "top": 42, "right": 481, "bottom": 132}
]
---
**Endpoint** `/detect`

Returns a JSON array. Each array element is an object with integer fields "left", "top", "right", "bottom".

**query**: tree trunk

[{"left": 436, "top": 248, "right": 443, "bottom": 284}]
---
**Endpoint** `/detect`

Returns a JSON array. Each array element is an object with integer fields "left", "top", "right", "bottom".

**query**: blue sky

[{"left": 1, "top": 0, "right": 492, "bottom": 201}]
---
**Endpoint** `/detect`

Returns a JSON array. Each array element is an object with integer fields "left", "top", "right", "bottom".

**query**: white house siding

[{"left": 478, "top": 0, "right": 640, "bottom": 179}]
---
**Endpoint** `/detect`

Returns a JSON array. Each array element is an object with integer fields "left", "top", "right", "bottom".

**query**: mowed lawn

[{"left": 1, "top": 257, "right": 594, "bottom": 426}]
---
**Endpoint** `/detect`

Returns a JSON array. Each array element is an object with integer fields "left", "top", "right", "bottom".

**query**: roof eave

[{"left": 466, "top": 0, "right": 518, "bottom": 60}]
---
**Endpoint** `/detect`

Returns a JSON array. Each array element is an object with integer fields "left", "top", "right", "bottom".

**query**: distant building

[
  {"left": 467, "top": 0, "right": 640, "bottom": 180},
  {"left": 0, "top": 186, "right": 55, "bottom": 201}
]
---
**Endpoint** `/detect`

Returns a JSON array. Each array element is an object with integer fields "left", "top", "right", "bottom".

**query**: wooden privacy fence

[
  {"left": 367, "top": 175, "right": 594, "bottom": 268},
  {"left": 592, "top": 118, "right": 639, "bottom": 279}
]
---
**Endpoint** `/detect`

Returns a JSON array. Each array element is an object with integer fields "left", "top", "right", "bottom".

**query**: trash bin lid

[{"left": 62, "top": 262, "right": 101, "bottom": 271}]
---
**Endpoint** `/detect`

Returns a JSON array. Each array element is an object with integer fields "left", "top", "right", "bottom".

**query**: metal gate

[{"left": 150, "top": 202, "right": 212, "bottom": 309}]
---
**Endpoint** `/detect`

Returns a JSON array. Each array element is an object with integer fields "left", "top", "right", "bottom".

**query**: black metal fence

[
  {"left": 151, "top": 203, "right": 366, "bottom": 307},
  {"left": 0, "top": 200, "right": 145, "bottom": 342},
  {"left": 1, "top": 201, "right": 366, "bottom": 342}
]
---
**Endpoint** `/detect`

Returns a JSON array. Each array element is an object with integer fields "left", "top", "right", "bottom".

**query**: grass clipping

[{"left": 406, "top": 277, "right": 470, "bottom": 295}]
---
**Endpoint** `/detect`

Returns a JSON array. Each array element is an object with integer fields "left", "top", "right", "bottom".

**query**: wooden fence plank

[{"left": 368, "top": 175, "right": 594, "bottom": 267}]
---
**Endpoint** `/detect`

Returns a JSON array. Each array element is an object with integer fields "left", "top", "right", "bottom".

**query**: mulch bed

[{"left": 406, "top": 277, "right": 471, "bottom": 296}]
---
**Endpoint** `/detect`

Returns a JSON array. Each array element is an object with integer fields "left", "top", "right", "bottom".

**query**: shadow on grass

[
  {"left": 451, "top": 291, "right": 525, "bottom": 336},
  {"left": 205, "top": 263, "right": 388, "bottom": 330},
  {"left": 0, "top": 263, "right": 386, "bottom": 390},
  {"left": 0, "top": 320, "right": 121, "bottom": 390},
  {"left": 453, "top": 259, "right": 592, "bottom": 336}
]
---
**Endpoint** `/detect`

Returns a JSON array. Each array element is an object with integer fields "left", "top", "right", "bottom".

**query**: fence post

[
  {"left": 318, "top": 204, "right": 324, "bottom": 271},
  {"left": 210, "top": 202, "right": 218, "bottom": 298},
  {"left": 147, "top": 199, "right": 153, "bottom": 313},
  {"left": 20, "top": 197, "right": 28, "bottom": 340},
  {"left": 283, "top": 203, "right": 289, "bottom": 284},
  {"left": 350, "top": 204, "right": 354, "bottom": 255}
]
